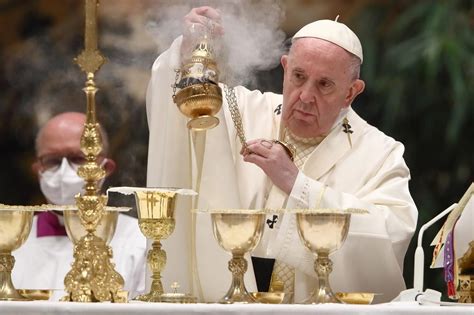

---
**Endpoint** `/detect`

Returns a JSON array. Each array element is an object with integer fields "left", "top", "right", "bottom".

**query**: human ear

[
  {"left": 31, "top": 161, "right": 41, "bottom": 176},
  {"left": 344, "top": 79, "right": 365, "bottom": 107},
  {"left": 103, "top": 158, "right": 116, "bottom": 177},
  {"left": 281, "top": 55, "right": 288, "bottom": 71}
]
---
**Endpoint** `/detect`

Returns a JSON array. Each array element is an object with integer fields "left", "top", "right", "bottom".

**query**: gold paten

[
  {"left": 0, "top": 209, "right": 34, "bottom": 301},
  {"left": 335, "top": 292, "right": 375, "bottom": 305},
  {"left": 210, "top": 209, "right": 266, "bottom": 303},
  {"left": 250, "top": 292, "right": 285, "bottom": 304},
  {"left": 61, "top": 0, "right": 125, "bottom": 303},
  {"left": 295, "top": 209, "right": 351, "bottom": 304},
  {"left": 133, "top": 191, "right": 180, "bottom": 302},
  {"left": 151, "top": 282, "right": 197, "bottom": 304},
  {"left": 17, "top": 290, "right": 52, "bottom": 301},
  {"left": 457, "top": 241, "right": 474, "bottom": 303},
  {"left": 173, "top": 34, "right": 222, "bottom": 130}
]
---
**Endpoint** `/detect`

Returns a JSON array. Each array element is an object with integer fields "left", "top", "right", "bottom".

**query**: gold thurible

[
  {"left": 173, "top": 31, "right": 223, "bottom": 130},
  {"left": 61, "top": 0, "right": 125, "bottom": 303}
]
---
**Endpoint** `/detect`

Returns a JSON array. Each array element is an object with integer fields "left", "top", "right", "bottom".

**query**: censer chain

[{"left": 224, "top": 85, "right": 247, "bottom": 149}]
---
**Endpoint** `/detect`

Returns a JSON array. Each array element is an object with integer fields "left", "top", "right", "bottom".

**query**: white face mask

[{"left": 39, "top": 157, "right": 106, "bottom": 205}]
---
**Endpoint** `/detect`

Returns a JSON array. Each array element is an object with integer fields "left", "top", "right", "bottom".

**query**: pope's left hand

[{"left": 241, "top": 139, "right": 298, "bottom": 195}]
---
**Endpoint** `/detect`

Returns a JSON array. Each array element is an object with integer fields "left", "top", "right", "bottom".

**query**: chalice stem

[
  {"left": 220, "top": 255, "right": 255, "bottom": 303},
  {"left": 0, "top": 252, "right": 28, "bottom": 301},
  {"left": 149, "top": 240, "right": 165, "bottom": 296},
  {"left": 313, "top": 254, "right": 341, "bottom": 303}
]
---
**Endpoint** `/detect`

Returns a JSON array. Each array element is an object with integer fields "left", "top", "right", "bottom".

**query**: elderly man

[
  {"left": 146, "top": 7, "right": 417, "bottom": 303},
  {"left": 13, "top": 112, "right": 147, "bottom": 296}
]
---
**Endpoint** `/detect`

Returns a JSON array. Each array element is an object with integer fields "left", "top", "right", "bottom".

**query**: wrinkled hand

[
  {"left": 182, "top": 6, "right": 224, "bottom": 57},
  {"left": 241, "top": 139, "right": 298, "bottom": 195}
]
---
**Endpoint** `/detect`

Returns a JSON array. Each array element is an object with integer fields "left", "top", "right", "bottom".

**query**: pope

[{"left": 146, "top": 6, "right": 418, "bottom": 303}]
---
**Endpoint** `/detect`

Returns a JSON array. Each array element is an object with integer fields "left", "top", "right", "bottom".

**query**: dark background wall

[{"left": 0, "top": 0, "right": 472, "bottom": 300}]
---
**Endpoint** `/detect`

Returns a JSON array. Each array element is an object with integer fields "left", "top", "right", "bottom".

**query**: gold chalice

[
  {"left": 0, "top": 208, "right": 34, "bottom": 301},
  {"left": 295, "top": 209, "right": 353, "bottom": 304},
  {"left": 106, "top": 187, "right": 196, "bottom": 302},
  {"left": 211, "top": 209, "right": 266, "bottom": 303},
  {"left": 133, "top": 190, "right": 178, "bottom": 302},
  {"left": 63, "top": 207, "right": 121, "bottom": 244}
]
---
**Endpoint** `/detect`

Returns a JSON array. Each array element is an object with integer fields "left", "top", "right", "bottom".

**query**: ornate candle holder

[
  {"left": 294, "top": 208, "right": 366, "bottom": 304},
  {"left": 61, "top": 0, "right": 125, "bottom": 303},
  {"left": 107, "top": 187, "right": 196, "bottom": 303},
  {"left": 210, "top": 209, "right": 266, "bottom": 304},
  {"left": 0, "top": 206, "right": 35, "bottom": 300}
]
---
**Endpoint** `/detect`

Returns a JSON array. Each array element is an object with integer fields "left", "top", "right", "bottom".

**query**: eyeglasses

[{"left": 38, "top": 153, "right": 87, "bottom": 172}]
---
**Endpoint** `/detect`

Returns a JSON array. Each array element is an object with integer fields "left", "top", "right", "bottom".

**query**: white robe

[
  {"left": 146, "top": 36, "right": 418, "bottom": 303},
  {"left": 12, "top": 213, "right": 147, "bottom": 297}
]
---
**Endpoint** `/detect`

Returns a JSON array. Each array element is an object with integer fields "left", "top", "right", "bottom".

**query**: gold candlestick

[{"left": 61, "top": 0, "right": 125, "bottom": 303}]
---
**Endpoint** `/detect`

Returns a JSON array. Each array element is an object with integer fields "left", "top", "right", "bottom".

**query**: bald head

[{"left": 35, "top": 112, "right": 109, "bottom": 158}]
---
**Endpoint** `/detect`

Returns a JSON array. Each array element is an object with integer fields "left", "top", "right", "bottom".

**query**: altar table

[{"left": 0, "top": 301, "right": 472, "bottom": 315}]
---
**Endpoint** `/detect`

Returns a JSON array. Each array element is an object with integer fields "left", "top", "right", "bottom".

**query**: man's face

[
  {"left": 281, "top": 38, "right": 364, "bottom": 138},
  {"left": 36, "top": 118, "right": 86, "bottom": 173}
]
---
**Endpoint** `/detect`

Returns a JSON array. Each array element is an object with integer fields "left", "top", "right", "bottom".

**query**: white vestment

[
  {"left": 12, "top": 213, "right": 147, "bottom": 296},
  {"left": 146, "top": 36, "right": 418, "bottom": 303}
]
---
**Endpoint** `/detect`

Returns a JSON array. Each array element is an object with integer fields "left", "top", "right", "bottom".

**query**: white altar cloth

[{"left": 0, "top": 301, "right": 472, "bottom": 315}]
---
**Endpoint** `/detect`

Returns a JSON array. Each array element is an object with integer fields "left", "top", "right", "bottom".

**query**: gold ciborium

[
  {"left": 295, "top": 209, "right": 351, "bottom": 304},
  {"left": 173, "top": 28, "right": 222, "bottom": 130},
  {"left": 0, "top": 208, "right": 34, "bottom": 301},
  {"left": 211, "top": 209, "right": 266, "bottom": 303}
]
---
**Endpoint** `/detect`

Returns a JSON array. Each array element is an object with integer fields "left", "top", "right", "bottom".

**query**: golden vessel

[
  {"left": 295, "top": 209, "right": 352, "bottom": 304},
  {"left": 133, "top": 189, "right": 197, "bottom": 303},
  {"left": 0, "top": 209, "right": 34, "bottom": 301},
  {"left": 211, "top": 209, "right": 266, "bottom": 303},
  {"left": 173, "top": 30, "right": 222, "bottom": 130},
  {"left": 64, "top": 209, "right": 118, "bottom": 244}
]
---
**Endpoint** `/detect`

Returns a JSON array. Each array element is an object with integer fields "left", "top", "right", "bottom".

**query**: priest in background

[{"left": 13, "top": 112, "right": 147, "bottom": 296}]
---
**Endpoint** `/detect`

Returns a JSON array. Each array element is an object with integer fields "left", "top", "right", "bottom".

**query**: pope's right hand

[{"left": 181, "top": 6, "right": 224, "bottom": 57}]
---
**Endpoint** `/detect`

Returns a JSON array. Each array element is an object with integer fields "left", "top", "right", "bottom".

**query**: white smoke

[{"left": 145, "top": 0, "right": 286, "bottom": 86}]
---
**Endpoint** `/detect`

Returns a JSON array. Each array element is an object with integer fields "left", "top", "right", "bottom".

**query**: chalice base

[
  {"left": 219, "top": 257, "right": 257, "bottom": 304},
  {"left": 303, "top": 286, "right": 344, "bottom": 304},
  {"left": 0, "top": 253, "right": 30, "bottom": 301},
  {"left": 187, "top": 115, "right": 219, "bottom": 130},
  {"left": 219, "top": 287, "right": 257, "bottom": 304},
  {"left": 0, "top": 273, "right": 30, "bottom": 301},
  {"left": 304, "top": 256, "right": 344, "bottom": 304}
]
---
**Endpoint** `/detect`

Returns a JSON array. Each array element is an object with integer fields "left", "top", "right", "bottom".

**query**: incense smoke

[{"left": 145, "top": 0, "right": 287, "bottom": 86}]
